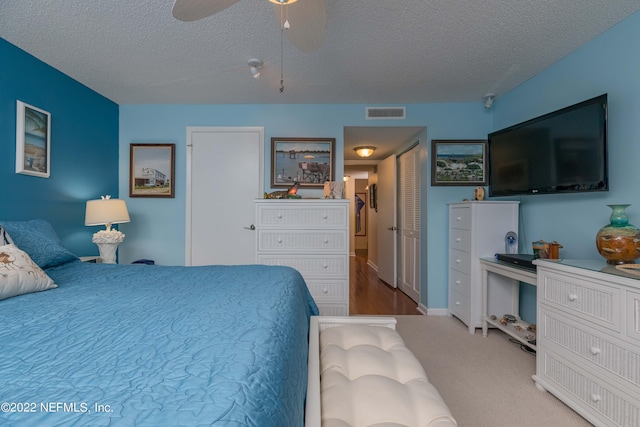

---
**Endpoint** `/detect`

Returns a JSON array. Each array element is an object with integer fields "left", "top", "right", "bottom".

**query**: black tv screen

[{"left": 488, "top": 94, "right": 608, "bottom": 197}]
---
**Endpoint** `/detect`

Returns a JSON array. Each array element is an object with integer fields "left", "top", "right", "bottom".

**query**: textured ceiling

[{"left": 2, "top": 0, "right": 639, "bottom": 107}]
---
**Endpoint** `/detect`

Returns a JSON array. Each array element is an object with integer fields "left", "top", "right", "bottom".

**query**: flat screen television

[{"left": 488, "top": 94, "right": 608, "bottom": 197}]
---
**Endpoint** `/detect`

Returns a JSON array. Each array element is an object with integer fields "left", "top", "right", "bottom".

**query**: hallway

[{"left": 349, "top": 254, "right": 422, "bottom": 315}]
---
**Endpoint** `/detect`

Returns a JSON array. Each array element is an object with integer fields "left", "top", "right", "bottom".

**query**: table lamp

[{"left": 85, "top": 195, "right": 130, "bottom": 264}]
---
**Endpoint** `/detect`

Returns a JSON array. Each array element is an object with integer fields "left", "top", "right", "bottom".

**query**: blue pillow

[{"left": 0, "top": 220, "right": 78, "bottom": 269}]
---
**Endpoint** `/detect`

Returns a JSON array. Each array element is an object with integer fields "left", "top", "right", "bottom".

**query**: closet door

[
  {"left": 186, "top": 127, "right": 264, "bottom": 266},
  {"left": 398, "top": 145, "right": 420, "bottom": 302}
]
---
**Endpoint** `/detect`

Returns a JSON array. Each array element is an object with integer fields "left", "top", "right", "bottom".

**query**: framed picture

[
  {"left": 431, "top": 139, "right": 487, "bottom": 186},
  {"left": 369, "top": 183, "right": 377, "bottom": 212},
  {"left": 130, "top": 143, "right": 175, "bottom": 198},
  {"left": 355, "top": 193, "right": 367, "bottom": 236},
  {"left": 16, "top": 100, "right": 51, "bottom": 178},
  {"left": 271, "top": 137, "right": 335, "bottom": 188}
]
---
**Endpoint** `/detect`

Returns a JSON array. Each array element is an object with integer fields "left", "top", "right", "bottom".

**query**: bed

[{"left": 0, "top": 220, "right": 318, "bottom": 426}]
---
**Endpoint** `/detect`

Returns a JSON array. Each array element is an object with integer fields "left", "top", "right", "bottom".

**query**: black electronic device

[
  {"left": 488, "top": 94, "right": 608, "bottom": 197},
  {"left": 496, "top": 253, "right": 536, "bottom": 270}
]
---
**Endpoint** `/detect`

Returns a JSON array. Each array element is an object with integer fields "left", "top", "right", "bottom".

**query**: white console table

[{"left": 480, "top": 257, "right": 537, "bottom": 351}]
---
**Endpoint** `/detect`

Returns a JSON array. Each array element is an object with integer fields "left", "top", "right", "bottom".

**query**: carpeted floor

[{"left": 392, "top": 315, "right": 594, "bottom": 427}]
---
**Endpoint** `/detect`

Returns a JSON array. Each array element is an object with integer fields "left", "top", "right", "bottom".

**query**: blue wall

[
  {"left": 491, "top": 11, "right": 640, "bottom": 322},
  {"left": 118, "top": 103, "right": 492, "bottom": 310},
  {"left": 0, "top": 38, "right": 119, "bottom": 256}
]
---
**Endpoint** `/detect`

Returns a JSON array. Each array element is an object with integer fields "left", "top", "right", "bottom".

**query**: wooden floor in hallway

[{"left": 349, "top": 254, "right": 422, "bottom": 315}]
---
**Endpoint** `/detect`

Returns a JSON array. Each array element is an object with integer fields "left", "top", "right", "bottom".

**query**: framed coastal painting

[
  {"left": 16, "top": 100, "right": 51, "bottom": 178},
  {"left": 271, "top": 137, "right": 335, "bottom": 188},
  {"left": 129, "top": 143, "right": 175, "bottom": 198},
  {"left": 431, "top": 139, "right": 487, "bottom": 186}
]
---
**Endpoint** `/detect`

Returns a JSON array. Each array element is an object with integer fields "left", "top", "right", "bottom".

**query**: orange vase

[{"left": 595, "top": 204, "right": 640, "bottom": 264}]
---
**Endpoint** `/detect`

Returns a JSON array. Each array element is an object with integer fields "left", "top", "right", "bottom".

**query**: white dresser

[
  {"left": 448, "top": 201, "right": 519, "bottom": 334},
  {"left": 255, "top": 199, "right": 349, "bottom": 316},
  {"left": 534, "top": 259, "right": 640, "bottom": 427}
]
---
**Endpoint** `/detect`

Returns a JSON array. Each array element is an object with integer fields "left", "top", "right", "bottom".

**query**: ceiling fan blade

[
  {"left": 172, "top": 0, "right": 240, "bottom": 22},
  {"left": 274, "top": 0, "right": 326, "bottom": 52}
]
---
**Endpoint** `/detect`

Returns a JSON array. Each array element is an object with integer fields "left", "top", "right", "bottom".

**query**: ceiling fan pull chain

[{"left": 280, "top": 27, "right": 285, "bottom": 93}]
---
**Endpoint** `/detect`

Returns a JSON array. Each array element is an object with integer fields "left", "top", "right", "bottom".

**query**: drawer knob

[
  {"left": 322, "top": 264, "right": 328, "bottom": 269},
  {"left": 590, "top": 347, "right": 601, "bottom": 356},
  {"left": 456, "top": 216, "right": 461, "bottom": 221},
  {"left": 322, "top": 288, "right": 328, "bottom": 294},
  {"left": 568, "top": 294, "right": 578, "bottom": 301},
  {"left": 456, "top": 259, "right": 461, "bottom": 264},
  {"left": 277, "top": 214, "right": 283, "bottom": 219},
  {"left": 323, "top": 238, "right": 329, "bottom": 244},
  {"left": 323, "top": 214, "right": 328, "bottom": 219},
  {"left": 456, "top": 238, "right": 461, "bottom": 242},
  {"left": 455, "top": 301, "right": 461, "bottom": 306},
  {"left": 590, "top": 394, "right": 601, "bottom": 403},
  {"left": 455, "top": 280, "right": 461, "bottom": 285},
  {"left": 277, "top": 238, "right": 283, "bottom": 243}
]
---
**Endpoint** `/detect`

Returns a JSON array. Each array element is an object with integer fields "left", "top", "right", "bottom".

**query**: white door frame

[{"left": 185, "top": 126, "right": 264, "bottom": 265}]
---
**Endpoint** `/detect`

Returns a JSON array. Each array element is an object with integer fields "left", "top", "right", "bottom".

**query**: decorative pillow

[
  {"left": 0, "top": 244, "right": 57, "bottom": 301},
  {"left": 0, "top": 220, "right": 78, "bottom": 269},
  {"left": 0, "top": 225, "right": 13, "bottom": 245}
]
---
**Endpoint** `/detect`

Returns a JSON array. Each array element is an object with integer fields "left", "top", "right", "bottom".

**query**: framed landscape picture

[
  {"left": 431, "top": 140, "right": 487, "bottom": 186},
  {"left": 16, "top": 100, "right": 51, "bottom": 178},
  {"left": 129, "top": 143, "right": 175, "bottom": 198},
  {"left": 271, "top": 137, "right": 335, "bottom": 188}
]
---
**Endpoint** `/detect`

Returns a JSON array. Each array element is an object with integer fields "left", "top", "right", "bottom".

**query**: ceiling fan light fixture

[
  {"left": 354, "top": 146, "right": 376, "bottom": 158},
  {"left": 248, "top": 58, "right": 263, "bottom": 79},
  {"left": 269, "top": 0, "right": 298, "bottom": 5}
]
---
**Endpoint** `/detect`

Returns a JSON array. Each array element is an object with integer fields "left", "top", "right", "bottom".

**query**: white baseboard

[
  {"left": 367, "top": 260, "right": 378, "bottom": 272},
  {"left": 426, "top": 307, "right": 449, "bottom": 316}
]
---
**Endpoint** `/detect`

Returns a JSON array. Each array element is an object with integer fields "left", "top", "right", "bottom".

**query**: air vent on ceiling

[{"left": 366, "top": 106, "right": 406, "bottom": 120}]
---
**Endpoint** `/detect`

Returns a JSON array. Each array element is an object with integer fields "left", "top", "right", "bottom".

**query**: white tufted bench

[{"left": 305, "top": 316, "right": 457, "bottom": 427}]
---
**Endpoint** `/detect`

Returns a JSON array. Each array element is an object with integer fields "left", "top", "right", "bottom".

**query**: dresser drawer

[
  {"left": 257, "top": 230, "right": 347, "bottom": 252},
  {"left": 306, "top": 279, "right": 348, "bottom": 302},
  {"left": 538, "top": 349, "right": 640, "bottom": 427},
  {"left": 540, "top": 306, "right": 640, "bottom": 389},
  {"left": 449, "top": 249, "right": 471, "bottom": 275},
  {"left": 257, "top": 204, "right": 347, "bottom": 228},
  {"left": 449, "top": 228, "right": 471, "bottom": 252},
  {"left": 449, "top": 289, "right": 470, "bottom": 326},
  {"left": 449, "top": 206, "right": 471, "bottom": 230},
  {"left": 627, "top": 291, "right": 640, "bottom": 342},
  {"left": 449, "top": 268, "right": 470, "bottom": 297},
  {"left": 257, "top": 254, "right": 347, "bottom": 277},
  {"left": 539, "top": 270, "right": 621, "bottom": 332}
]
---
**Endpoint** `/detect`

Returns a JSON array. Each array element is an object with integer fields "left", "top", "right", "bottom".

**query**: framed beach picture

[
  {"left": 129, "top": 143, "right": 175, "bottom": 198},
  {"left": 16, "top": 100, "right": 51, "bottom": 178},
  {"left": 271, "top": 137, "right": 335, "bottom": 188},
  {"left": 431, "top": 140, "right": 487, "bottom": 186}
]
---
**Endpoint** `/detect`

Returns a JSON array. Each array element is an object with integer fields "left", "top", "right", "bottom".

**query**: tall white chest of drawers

[
  {"left": 255, "top": 199, "right": 349, "bottom": 316},
  {"left": 448, "top": 201, "right": 519, "bottom": 334},
  {"left": 534, "top": 259, "right": 640, "bottom": 427}
]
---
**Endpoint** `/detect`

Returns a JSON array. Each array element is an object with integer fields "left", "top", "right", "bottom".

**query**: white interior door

[
  {"left": 377, "top": 154, "right": 397, "bottom": 287},
  {"left": 186, "top": 127, "right": 264, "bottom": 266},
  {"left": 398, "top": 145, "right": 420, "bottom": 302}
]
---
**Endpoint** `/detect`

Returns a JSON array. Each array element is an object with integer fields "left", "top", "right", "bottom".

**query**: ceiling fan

[{"left": 172, "top": 0, "right": 327, "bottom": 52}]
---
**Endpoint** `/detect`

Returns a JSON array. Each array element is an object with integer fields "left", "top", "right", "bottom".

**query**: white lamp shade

[{"left": 85, "top": 198, "right": 130, "bottom": 227}]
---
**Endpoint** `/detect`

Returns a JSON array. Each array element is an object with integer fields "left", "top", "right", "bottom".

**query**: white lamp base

[{"left": 92, "top": 230, "right": 125, "bottom": 264}]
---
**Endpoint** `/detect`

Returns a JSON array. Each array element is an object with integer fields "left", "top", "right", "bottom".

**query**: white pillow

[{"left": 0, "top": 244, "right": 57, "bottom": 301}]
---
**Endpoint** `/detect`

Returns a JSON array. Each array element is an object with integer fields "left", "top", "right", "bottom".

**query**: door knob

[
  {"left": 387, "top": 226, "right": 398, "bottom": 231},
  {"left": 244, "top": 224, "right": 256, "bottom": 230}
]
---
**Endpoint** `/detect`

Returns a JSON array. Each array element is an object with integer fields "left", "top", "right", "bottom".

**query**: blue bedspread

[{"left": 0, "top": 261, "right": 318, "bottom": 426}]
